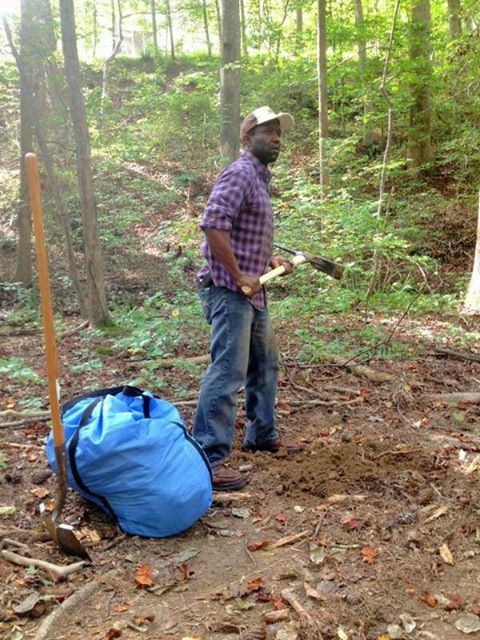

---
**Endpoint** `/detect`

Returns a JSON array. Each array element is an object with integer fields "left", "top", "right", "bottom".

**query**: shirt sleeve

[{"left": 200, "top": 164, "right": 254, "bottom": 232}]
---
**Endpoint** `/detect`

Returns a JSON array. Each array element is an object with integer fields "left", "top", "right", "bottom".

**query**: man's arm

[{"left": 204, "top": 229, "right": 261, "bottom": 296}]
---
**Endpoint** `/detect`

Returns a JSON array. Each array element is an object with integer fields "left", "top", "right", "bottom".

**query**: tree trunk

[
  {"left": 151, "top": 0, "right": 159, "bottom": 59},
  {"left": 214, "top": 0, "right": 221, "bottom": 48},
  {"left": 463, "top": 191, "right": 480, "bottom": 314},
  {"left": 447, "top": 0, "right": 462, "bottom": 39},
  {"left": 165, "top": 0, "right": 175, "bottom": 60},
  {"left": 201, "top": 0, "right": 212, "bottom": 57},
  {"left": 220, "top": 0, "right": 240, "bottom": 163},
  {"left": 59, "top": 0, "right": 111, "bottom": 327},
  {"left": 101, "top": 0, "right": 124, "bottom": 114},
  {"left": 10, "top": 1, "right": 35, "bottom": 286},
  {"left": 93, "top": 2, "right": 98, "bottom": 58},
  {"left": 240, "top": 0, "right": 248, "bottom": 57},
  {"left": 317, "top": 0, "right": 329, "bottom": 190},
  {"left": 354, "top": 0, "right": 373, "bottom": 146},
  {"left": 110, "top": 0, "right": 116, "bottom": 51},
  {"left": 408, "top": 0, "right": 434, "bottom": 168},
  {"left": 296, "top": 6, "right": 303, "bottom": 32}
]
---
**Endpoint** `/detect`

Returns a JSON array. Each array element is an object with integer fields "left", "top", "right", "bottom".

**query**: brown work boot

[
  {"left": 211, "top": 464, "right": 246, "bottom": 491},
  {"left": 241, "top": 440, "right": 303, "bottom": 455}
]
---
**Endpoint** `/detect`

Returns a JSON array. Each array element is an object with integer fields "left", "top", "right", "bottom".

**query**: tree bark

[
  {"left": 151, "top": 0, "right": 159, "bottom": 59},
  {"left": 101, "top": 0, "right": 124, "bottom": 114},
  {"left": 354, "top": 0, "right": 373, "bottom": 146},
  {"left": 59, "top": 0, "right": 111, "bottom": 327},
  {"left": 165, "top": 0, "right": 175, "bottom": 60},
  {"left": 296, "top": 6, "right": 303, "bottom": 32},
  {"left": 5, "top": 1, "right": 35, "bottom": 286},
  {"left": 317, "top": 0, "right": 329, "bottom": 190},
  {"left": 240, "top": 0, "right": 248, "bottom": 57},
  {"left": 220, "top": 0, "right": 240, "bottom": 163},
  {"left": 447, "top": 0, "right": 462, "bottom": 39},
  {"left": 201, "top": 0, "right": 212, "bottom": 57},
  {"left": 408, "top": 0, "right": 434, "bottom": 168},
  {"left": 214, "top": 0, "right": 221, "bottom": 48},
  {"left": 463, "top": 191, "right": 480, "bottom": 314}
]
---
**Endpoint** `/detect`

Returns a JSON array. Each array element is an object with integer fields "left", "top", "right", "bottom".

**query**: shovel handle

[
  {"left": 241, "top": 253, "right": 307, "bottom": 296},
  {"left": 26, "top": 153, "right": 64, "bottom": 449}
]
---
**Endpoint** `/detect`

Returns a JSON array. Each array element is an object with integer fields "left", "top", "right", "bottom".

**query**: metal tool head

[
  {"left": 43, "top": 512, "right": 91, "bottom": 560},
  {"left": 273, "top": 243, "right": 344, "bottom": 280}
]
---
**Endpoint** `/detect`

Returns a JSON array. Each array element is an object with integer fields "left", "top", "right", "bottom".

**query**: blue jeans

[{"left": 193, "top": 286, "right": 279, "bottom": 466}]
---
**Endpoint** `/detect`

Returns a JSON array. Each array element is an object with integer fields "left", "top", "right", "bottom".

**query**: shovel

[{"left": 25, "top": 152, "right": 90, "bottom": 560}]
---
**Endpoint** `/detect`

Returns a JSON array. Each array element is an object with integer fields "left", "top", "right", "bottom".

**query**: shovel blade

[{"left": 43, "top": 513, "right": 90, "bottom": 560}]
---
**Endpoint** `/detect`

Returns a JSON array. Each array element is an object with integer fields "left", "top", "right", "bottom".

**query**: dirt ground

[{"left": 1, "top": 305, "right": 480, "bottom": 640}]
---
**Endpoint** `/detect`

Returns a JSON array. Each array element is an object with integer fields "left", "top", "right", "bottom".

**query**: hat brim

[{"left": 255, "top": 111, "right": 293, "bottom": 133}]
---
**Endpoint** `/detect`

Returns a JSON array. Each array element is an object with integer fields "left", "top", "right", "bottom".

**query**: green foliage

[{"left": 0, "top": 357, "right": 42, "bottom": 385}]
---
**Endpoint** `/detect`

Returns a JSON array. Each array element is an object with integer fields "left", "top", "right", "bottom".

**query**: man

[{"left": 193, "top": 106, "right": 300, "bottom": 492}]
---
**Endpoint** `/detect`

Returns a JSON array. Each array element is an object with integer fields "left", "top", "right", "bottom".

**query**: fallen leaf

[
  {"left": 445, "top": 595, "right": 464, "bottom": 611},
  {"left": 361, "top": 547, "right": 378, "bottom": 565},
  {"left": 12, "top": 592, "right": 41, "bottom": 615},
  {"left": 471, "top": 604, "right": 480, "bottom": 616},
  {"left": 173, "top": 563, "right": 194, "bottom": 583},
  {"left": 275, "top": 513, "right": 286, "bottom": 522},
  {"left": 103, "top": 629, "right": 121, "bottom": 640},
  {"left": 439, "top": 543, "right": 454, "bottom": 565},
  {"left": 0, "top": 505, "right": 17, "bottom": 516},
  {"left": 114, "top": 605, "right": 130, "bottom": 613},
  {"left": 337, "top": 627, "right": 349, "bottom": 640},
  {"left": 343, "top": 516, "right": 362, "bottom": 529},
  {"left": 173, "top": 548, "right": 200, "bottom": 563},
  {"left": 423, "top": 505, "right": 448, "bottom": 524},
  {"left": 419, "top": 592, "right": 438, "bottom": 608},
  {"left": 240, "top": 577, "right": 265, "bottom": 597},
  {"left": 309, "top": 542, "right": 325, "bottom": 565},
  {"left": 134, "top": 564, "right": 155, "bottom": 588},
  {"left": 132, "top": 615, "right": 154, "bottom": 625},
  {"left": 304, "top": 582, "right": 324, "bottom": 601},
  {"left": 271, "top": 595, "right": 289, "bottom": 610},
  {"left": 247, "top": 540, "right": 269, "bottom": 552}
]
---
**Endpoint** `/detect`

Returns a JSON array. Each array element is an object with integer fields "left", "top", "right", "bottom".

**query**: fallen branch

[
  {"left": 281, "top": 588, "right": 324, "bottom": 638},
  {"left": 326, "top": 494, "right": 368, "bottom": 504},
  {"left": 0, "top": 416, "right": 50, "bottom": 429},
  {"left": 61, "top": 320, "right": 89, "bottom": 338},
  {"left": 0, "top": 410, "right": 49, "bottom": 419},
  {"left": 427, "top": 392, "right": 480, "bottom": 404},
  {"left": 1, "top": 550, "right": 87, "bottom": 580},
  {"left": 373, "top": 447, "right": 423, "bottom": 461},
  {"left": 268, "top": 530, "right": 309, "bottom": 550},
  {"left": 212, "top": 491, "right": 251, "bottom": 504},
  {"left": 434, "top": 347, "right": 480, "bottom": 363}
]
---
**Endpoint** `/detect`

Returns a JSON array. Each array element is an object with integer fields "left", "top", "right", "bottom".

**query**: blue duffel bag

[{"left": 46, "top": 385, "right": 213, "bottom": 538}]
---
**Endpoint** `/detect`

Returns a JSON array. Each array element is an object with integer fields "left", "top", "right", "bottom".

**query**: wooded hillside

[{"left": 1, "top": 3, "right": 480, "bottom": 640}]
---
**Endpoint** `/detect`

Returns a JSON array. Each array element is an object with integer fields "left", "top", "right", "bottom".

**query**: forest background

[{"left": 0, "top": 0, "right": 480, "bottom": 391}]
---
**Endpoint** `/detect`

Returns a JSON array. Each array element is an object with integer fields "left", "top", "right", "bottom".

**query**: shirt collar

[{"left": 242, "top": 150, "right": 272, "bottom": 184}]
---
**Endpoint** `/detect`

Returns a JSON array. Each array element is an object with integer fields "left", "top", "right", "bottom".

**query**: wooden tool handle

[
  {"left": 25, "top": 153, "right": 64, "bottom": 449},
  {"left": 241, "top": 254, "right": 307, "bottom": 296}
]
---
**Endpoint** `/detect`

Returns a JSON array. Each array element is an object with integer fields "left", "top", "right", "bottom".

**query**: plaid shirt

[{"left": 198, "top": 151, "right": 274, "bottom": 310}]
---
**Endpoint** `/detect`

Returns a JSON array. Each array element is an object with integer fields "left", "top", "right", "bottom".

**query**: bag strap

[{"left": 65, "top": 385, "right": 151, "bottom": 521}]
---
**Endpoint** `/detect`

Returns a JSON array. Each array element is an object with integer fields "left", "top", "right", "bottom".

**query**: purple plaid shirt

[{"left": 198, "top": 151, "right": 274, "bottom": 310}]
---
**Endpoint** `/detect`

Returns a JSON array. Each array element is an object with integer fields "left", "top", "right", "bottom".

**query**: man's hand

[
  {"left": 270, "top": 255, "right": 294, "bottom": 276},
  {"left": 237, "top": 274, "right": 262, "bottom": 296}
]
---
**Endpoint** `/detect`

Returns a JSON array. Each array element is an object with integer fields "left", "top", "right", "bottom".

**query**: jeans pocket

[{"left": 199, "top": 287, "right": 213, "bottom": 324}]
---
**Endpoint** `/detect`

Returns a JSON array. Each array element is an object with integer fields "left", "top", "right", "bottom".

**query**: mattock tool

[{"left": 241, "top": 243, "right": 343, "bottom": 295}]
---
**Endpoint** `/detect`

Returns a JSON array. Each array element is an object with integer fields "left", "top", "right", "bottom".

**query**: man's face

[{"left": 245, "top": 119, "right": 282, "bottom": 166}]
